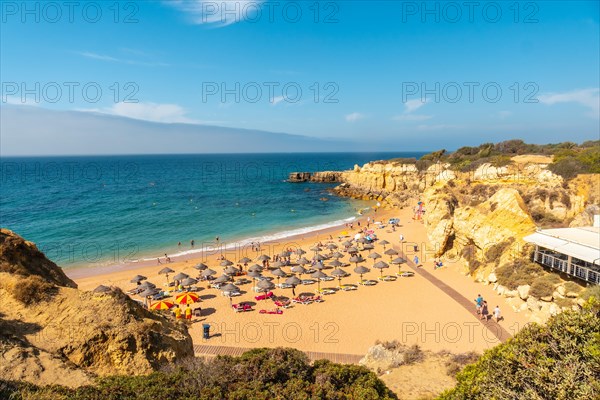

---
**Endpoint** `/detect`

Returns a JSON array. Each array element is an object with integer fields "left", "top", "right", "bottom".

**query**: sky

[{"left": 1, "top": 0, "right": 599, "bottom": 155}]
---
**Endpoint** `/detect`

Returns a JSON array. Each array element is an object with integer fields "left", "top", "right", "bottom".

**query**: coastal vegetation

[
  {"left": 0, "top": 348, "right": 397, "bottom": 400},
  {"left": 438, "top": 299, "right": 600, "bottom": 400}
]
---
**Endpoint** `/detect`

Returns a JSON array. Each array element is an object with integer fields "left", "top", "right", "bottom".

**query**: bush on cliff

[
  {"left": 438, "top": 300, "right": 600, "bottom": 400},
  {"left": 495, "top": 259, "right": 546, "bottom": 290},
  {"left": 0, "top": 347, "right": 397, "bottom": 400}
]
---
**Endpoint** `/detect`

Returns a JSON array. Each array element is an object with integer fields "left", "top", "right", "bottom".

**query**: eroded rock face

[
  {"left": 0, "top": 228, "right": 77, "bottom": 288},
  {"left": 0, "top": 230, "right": 194, "bottom": 387}
]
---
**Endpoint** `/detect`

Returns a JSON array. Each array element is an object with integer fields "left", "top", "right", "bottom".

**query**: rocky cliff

[
  {"left": 0, "top": 229, "right": 194, "bottom": 387},
  {"left": 292, "top": 157, "right": 599, "bottom": 322}
]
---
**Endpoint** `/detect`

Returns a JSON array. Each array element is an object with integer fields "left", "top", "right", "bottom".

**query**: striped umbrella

[
  {"left": 150, "top": 300, "right": 175, "bottom": 311},
  {"left": 175, "top": 292, "right": 199, "bottom": 304}
]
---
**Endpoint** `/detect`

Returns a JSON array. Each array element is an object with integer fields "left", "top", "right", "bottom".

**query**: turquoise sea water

[{"left": 0, "top": 153, "right": 424, "bottom": 268}]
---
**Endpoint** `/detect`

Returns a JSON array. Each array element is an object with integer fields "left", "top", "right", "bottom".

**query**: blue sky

[{"left": 1, "top": 1, "right": 599, "bottom": 154}]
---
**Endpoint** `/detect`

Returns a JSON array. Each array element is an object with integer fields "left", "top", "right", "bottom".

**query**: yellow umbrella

[
  {"left": 175, "top": 292, "right": 199, "bottom": 305},
  {"left": 150, "top": 300, "right": 175, "bottom": 311}
]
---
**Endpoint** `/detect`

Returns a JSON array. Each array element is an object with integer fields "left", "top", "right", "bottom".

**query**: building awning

[{"left": 524, "top": 230, "right": 600, "bottom": 265}]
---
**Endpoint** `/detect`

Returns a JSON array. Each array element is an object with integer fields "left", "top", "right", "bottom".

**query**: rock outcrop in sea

[{"left": 0, "top": 229, "right": 194, "bottom": 387}]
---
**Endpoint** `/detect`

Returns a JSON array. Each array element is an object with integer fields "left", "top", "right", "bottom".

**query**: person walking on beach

[
  {"left": 191, "top": 240, "right": 195, "bottom": 248},
  {"left": 399, "top": 234, "right": 404, "bottom": 242},
  {"left": 413, "top": 255, "right": 420, "bottom": 266},
  {"left": 174, "top": 306, "right": 182, "bottom": 319},
  {"left": 475, "top": 294, "right": 483, "bottom": 314},
  {"left": 494, "top": 305, "right": 501, "bottom": 322},
  {"left": 185, "top": 305, "right": 192, "bottom": 320},
  {"left": 480, "top": 301, "right": 489, "bottom": 321}
]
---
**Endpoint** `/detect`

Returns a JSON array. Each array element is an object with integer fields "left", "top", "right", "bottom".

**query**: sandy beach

[{"left": 72, "top": 204, "right": 531, "bottom": 356}]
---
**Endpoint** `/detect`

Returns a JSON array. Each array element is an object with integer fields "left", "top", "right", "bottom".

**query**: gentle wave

[{"left": 134, "top": 216, "right": 357, "bottom": 262}]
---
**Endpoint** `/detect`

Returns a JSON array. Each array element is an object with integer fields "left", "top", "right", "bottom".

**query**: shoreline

[{"left": 66, "top": 206, "right": 372, "bottom": 281}]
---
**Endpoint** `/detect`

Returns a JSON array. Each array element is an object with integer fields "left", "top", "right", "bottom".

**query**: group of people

[
  {"left": 173, "top": 304, "right": 194, "bottom": 320},
  {"left": 475, "top": 294, "right": 501, "bottom": 322}
]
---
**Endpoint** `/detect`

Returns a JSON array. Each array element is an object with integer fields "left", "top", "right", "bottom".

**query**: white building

[{"left": 524, "top": 226, "right": 600, "bottom": 285}]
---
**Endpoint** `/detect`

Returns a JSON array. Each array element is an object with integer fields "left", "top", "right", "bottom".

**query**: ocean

[{"left": 0, "top": 152, "right": 425, "bottom": 268}]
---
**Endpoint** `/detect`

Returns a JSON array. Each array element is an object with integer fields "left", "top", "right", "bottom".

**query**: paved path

[
  {"left": 395, "top": 245, "right": 513, "bottom": 342},
  {"left": 194, "top": 344, "right": 363, "bottom": 364}
]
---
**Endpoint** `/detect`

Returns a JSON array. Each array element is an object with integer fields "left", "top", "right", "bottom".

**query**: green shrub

[
  {"left": 529, "top": 274, "right": 561, "bottom": 298},
  {"left": 11, "top": 276, "right": 57, "bottom": 305},
  {"left": 581, "top": 285, "right": 600, "bottom": 301},
  {"left": 564, "top": 281, "right": 584, "bottom": 294},
  {"left": 495, "top": 260, "right": 545, "bottom": 290},
  {"left": 484, "top": 239, "right": 514, "bottom": 264},
  {"left": 444, "top": 352, "right": 480, "bottom": 377},
  {"left": 0, "top": 348, "right": 398, "bottom": 400},
  {"left": 438, "top": 300, "right": 600, "bottom": 399}
]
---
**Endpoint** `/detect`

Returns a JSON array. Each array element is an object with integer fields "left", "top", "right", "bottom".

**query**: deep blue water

[{"left": 0, "top": 153, "right": 425, "bottom": 268}]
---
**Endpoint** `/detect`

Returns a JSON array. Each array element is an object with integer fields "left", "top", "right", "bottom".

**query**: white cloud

[
  {"left": 496, "top": 110, "right": 512, "bottom": 119},
  {"left": 2, "top": 95, "right": 40, "bottom": 107},
  {"left": 166, "top": 0, "right": 265, "bottom": 27},
  {"left": 404, "top": 98, "right": 428, "bottom": 113},
  {"left": 83, "top": 102, "right": 198, "bottom": 124},
  {"left": 270, "top": 96, "right": 285, "bottom": 106},
  {"left": 538, "top": 88, "right": 599, "bottom": 117},
  {"left": 393, "top": 99, "right": 431, "bottom": 121},
  {"left": 345, "top": 112, "right": 365, "bottom": 122}
]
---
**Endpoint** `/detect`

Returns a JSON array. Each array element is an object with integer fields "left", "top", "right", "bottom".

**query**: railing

[{"left": 534, "top": 250, "right": 600, "bottom": 285}]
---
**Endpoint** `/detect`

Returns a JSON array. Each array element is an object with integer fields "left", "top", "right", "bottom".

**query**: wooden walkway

[
  {"left": 395, "top": 245, "right": 513, "bottom": 342},
  {"left": 194, "top": 344, "right": 363, "bottom": 364}
]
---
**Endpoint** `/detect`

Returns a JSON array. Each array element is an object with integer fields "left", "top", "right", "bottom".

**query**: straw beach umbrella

[
  {"left": 331, "top": 267, "right": 348, "bottom": 288},
  {"left": 297, "top": 257, "right": 310, "bottom": 265},
  {"left": 193, "top": 263, "right": 208, "bottom": 271},
  {"left": 373, "top": 261, "right": 389, "bottom": 277},
  {"left": 368, "top": 252, "right": 382, "bottom": 265},
  {"left": 346, "top": 247, "right": 359, "bottom": 254},
  {"left": 353, "top": 265, "right": 370, "bottom": 281},
  {"left": 220, "top": 259, "right": 234, "bottom": 267},
  {"left": 248, "top": 264, "right": 263, "bottom": 273},
  {"left": 271, "top": 261, "right": 284, "bottom": 269},
  {"left": 291, "top": 265, "right": 307, "bottom": 278},
  {"left": 201, "top": 268, "right": 217, "bottom": 279},
  {"left": 379, "top": 240, "right": 390, "bottom": 250},
  {"left": 172, "top": 272, "right": 189, "bottom": 282},
  {"left": 224, "top": 265, "right": 240, "bottom": 276},
  {"left": 238, "top": 257, "right": 252, "bottom": 264},
  {"left": 130, "top": 275, "right": 147, "bottom": 284},
  {"left": 384, "top": 248, "right": 399, "bottom": 261},
  {"left": 181, "top": 277, "right": 198, "bottom": 287},
  {"left": 138, "top": 281, "right": 156, "bottom": 290},
  {"left": 271, "top": 268, "right": 286, "bottom": 285},
  {"left": 391, "top": 257, "right": 407, "bottom": 274},
  {"left": 214, "top": 275, "right": 230, "bottom": 284},
  {"left": 326, "top": 243, "right": 338, "bottom": 251},
  {"left": 248, "top": 270, "right": 262, "bottom": 291},
  {"left": 93, "top": 285, "right": 112, "bottom": 294},
  {"left": 220, "top": 283, "right": 240, "bottom": 302},
  {"left": 331, "top": 252, "right": 345, "bottom": 259},
  {"left": 363, "top": 243, "right": 375, "bottom": 252},
  {"left": 311, "top": 270, "right": 327, "bottom": 291},
  {"left": 295, "top": 248, "right": 306, "bottom": 256},
  {"left": 258, "top": 254, "right": 271, "bottom": 262},
  {"left": 257, "top": 279, "right": 275, "bottom": 300},
  {"left": 349, "top": 255, "right": 365, "bottom": 267},
  {"left": 285, "top": 276, "right": 301, "bottom": 294},
  {"left": 158, "top": 267, "right": 174, "bottom": 283}
]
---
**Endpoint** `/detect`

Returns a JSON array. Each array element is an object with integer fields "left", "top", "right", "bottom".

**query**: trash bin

[{"left": 202, "top": 323, "right": 210, "bottom": 339}]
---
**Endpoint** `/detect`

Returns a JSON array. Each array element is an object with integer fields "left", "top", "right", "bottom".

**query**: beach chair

[
  {"left": 259, "top": 308, "right": 283, "bottom": 314},
  {"left": 378, "top": 275, "right": 397, "bottom": 282},
  {"left": 309, "top": 295, "right": 324, "bottom": 303},
  {"left": 340, "top": 284, "right": 358, "bottom": 291},
  {"left": 359, "top": 279, "right": 378, "bottom": 286},
  {"left": 254, "top": 291, "right": 274, "bottom": 301},
  {"left": 317, "top": 288, "right": 336, "bottom": 295},
  {"left": 292, "top": 296, "right": 312, "bottom": 305},
  {"left": 274, "top": 299, "right": 291, "bottom": 308},
  {"left": 223, "top": 290, "right": 241, "bottom": 297},
  {"left": 396, "top": 271, "right": 415, "bottom": 277},
  {"left": 232, "top": 303, "right": 253, "bottom": 312},
  {"left": 320, "top": 276, "right": 334, "bottom": 282},
  {"left": 126, "top": 287, "right": 143, "bottom": 295},
  {"left": 301, "top": 279, "right": 316, "bottom": 285}
]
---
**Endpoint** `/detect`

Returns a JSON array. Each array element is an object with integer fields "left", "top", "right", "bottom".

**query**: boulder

[
  {"left": 540, "top": 295, "right": 553, "bottom": 302},
  {"left": 517, "top": 285, "right": 530, "bottom": 300},
  {"left": 556, "top": 285, "right": 566, "bottom": 296},
  {"left": 504, "top": 289, "right": 518, "bottom": 298},
  {"left": 488, "top": 272, "right": 497, "bottom": 283},
  {"left": 496, "top": 285, "right": 506, "bottom": 296},
  {"left": 566, "top": 291, "right": 579, "bottom": 298},
  {"left": 527, "top": 296, "right": 541, "bottom": 311}
]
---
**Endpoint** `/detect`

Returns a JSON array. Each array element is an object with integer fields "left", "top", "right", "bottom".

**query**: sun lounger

[
  {"left": 259, "top": 308, "right": 283, "bottom": 314},
  {"left": 396, "top": 271, "right": 415, "bottom": 277},
  {"left": 301, "top": 279, "right": 316, "bottom": 285},
  {"left": 320, "top": 276, "right": 334, "bottom": 281},
  {"left": 277, "top": 283, "right": 293, "bottom": 289},
  {"left": 317, "top": 288, "right": 336, "bottom": 295},
  {"left": 378, "top": 275, "right": 397, "bottom": 282},
  {"left": 274, "top": 299, "right": 291, "bottom": 308},
  {"left": 232, "top": 303, "right": 253, "bottom": 312},
  {"left": 340, "top": 284, "right": 358, "bottom": 291},
  {"left": 359, "top": 279, "right": 378, "bottom": 286},
  {"left": 235, "top": 278, "right": 251, "bottom": 285},
  {"left": 292, "top": 296, "right": 313, "bottom": 305},
  {"left": 309, "top": 295, "right": 324, "bottom": 303},
  {"left": 211, "top": 282, "right": 224, "bottom": 289},
  {"left": 223, "top": 290, "right": 241, "bottom": 297},
  {"left": 255, "top": 291, "right": 274, "bottom": 301},
  {"left": 126, "top": 287, "right": 143, "bottom": 295}
]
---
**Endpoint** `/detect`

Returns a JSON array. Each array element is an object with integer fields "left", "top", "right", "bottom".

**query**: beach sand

[{"left": 72, "top": 205, "right": 530, "bottom": 357}]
